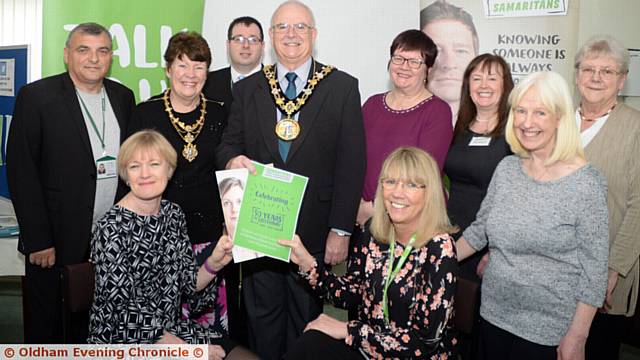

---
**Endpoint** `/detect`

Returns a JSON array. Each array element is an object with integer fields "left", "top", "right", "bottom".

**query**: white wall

[
  {"left": 202, "top": 0, "right": 419, "bottom": 103},
  {"left": 578, "top": 0, "right": 640, "bottom": 110},
  {"left": 2, "top": 0, "right": 639, "bottom": 110},
  {"left": 0, "top": 0, "right": 42, "bottom": 82}
]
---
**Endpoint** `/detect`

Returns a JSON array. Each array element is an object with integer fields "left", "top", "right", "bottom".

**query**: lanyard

[
  {"left": 382, "top": 234, "right": 416, "bottom": 325},
  {"left": 77, "top": 88, "right": 106, "bottom": 152}
]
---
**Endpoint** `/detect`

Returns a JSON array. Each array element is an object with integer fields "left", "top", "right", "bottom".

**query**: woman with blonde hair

[
  {"left": 89, "top": 130, "right": 258, "bottom": 360},
  {"left": 456, "top": 71, "right": 609, "bottom": 359},
  {"left": 282, "top": 147, "right": 458, "bottom": 359}
]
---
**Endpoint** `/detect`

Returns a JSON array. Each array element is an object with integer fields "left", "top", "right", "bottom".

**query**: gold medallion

[
  {"left": 182, "top": 143, "right": 198, "bottom": 162},
  {"left": 263, "top": 61, "right": 334, "bottom": 142},
  {"left": 163, "top": 89, "right": 206, "bottom": 162},
  {"left": 275, "top": 118, "right": 301, "bottom": 141}
]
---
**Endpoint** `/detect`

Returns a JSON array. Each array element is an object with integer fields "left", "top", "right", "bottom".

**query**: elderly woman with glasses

[
  {"left": 356, "top": 29, "right": 452, "bottom": 229},
  {"left": 456, "top": 71, "right": 609, "bottom": 360},
  {"left": 281, "top": 147, "right": 458, "bottom": 359},
  {"left": 573, "top": 36, "right": 640, "bottom": 360}
]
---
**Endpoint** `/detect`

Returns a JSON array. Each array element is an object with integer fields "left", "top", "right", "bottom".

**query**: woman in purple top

[{"left": 356, "top": 29, "right": 453, "bottom": 227}]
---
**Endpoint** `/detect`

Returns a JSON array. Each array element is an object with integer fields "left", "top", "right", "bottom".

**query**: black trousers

[
  {"left": 283, "top": 330, "right": 362, "bottom": 360},
  {"left": 24, "top": 263, "right": 61, "bottom": 343},
  {"left": 24, "top": 263, "right": 90, "bottom": 344},
  {"left": 585, "top": 312, "right": 626, "bottom": 360},
  {"left": 456, "top": 291, "right": 483, "bottom": 360},
  {"left": 243, "top": 257, "right": 323, "bottom": 360},
  {"left": 479, "top": 318, "right": 557, "bottom": 360},
  {"left": 223, "top": 262, "right": 249, "bottom": 346}
]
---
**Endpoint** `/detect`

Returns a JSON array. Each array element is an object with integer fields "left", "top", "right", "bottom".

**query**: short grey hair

[
  {"left": 271, "top": 0, "right": 316, "bottom": 28},
  {"left": 575, "top": 35, "right": 629, "bottom": 74},
  {"left": 65, "top": 22, "right": 112, "bottom": 49}
]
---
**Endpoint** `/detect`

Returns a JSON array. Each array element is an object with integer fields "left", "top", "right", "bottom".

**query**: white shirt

[
  {"left": 76, "top": 87, "right": 120, "bottom": 226},
  {"left": 230, "top": 64, "right": 262, "bottom": 84},
  {"left": 575, "top": 109, "right": 610, "bottom": 147}
]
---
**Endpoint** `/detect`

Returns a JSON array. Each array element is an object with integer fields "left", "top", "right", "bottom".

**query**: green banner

[
  {"left": 42, "top": 0, "right": 205, "bottom": 102},
  {"left": 233, "top": 162, "right": 308, "bottom": 262}
]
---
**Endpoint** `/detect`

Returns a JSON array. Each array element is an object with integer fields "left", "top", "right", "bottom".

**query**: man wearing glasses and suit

[
  {"left": 216, "top": 1, "right": 365, "bottom": 359},
  {"left": 202, "top": 16, "right": 265, "bottom": 348},
  {"left": 203, "top": 16, "right": 265, "bottom": 108}
]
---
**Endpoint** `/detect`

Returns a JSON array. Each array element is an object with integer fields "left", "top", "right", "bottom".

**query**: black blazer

[
  {"left": 216, "top": 61, "right": 366, "bottom": 254},
  {"left": 7, "top": 72, "right": 135, "bottom": 265},
  {"left": 203, "top": 67, "right": 233, "bottom": 110}
]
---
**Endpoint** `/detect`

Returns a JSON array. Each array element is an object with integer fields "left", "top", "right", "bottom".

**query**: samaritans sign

[
  {"left": 484, "top": 0, "right": 569, "bottom": 18},
  {"left": 42, "top": 0, "right": 205, "bottom": 102}
]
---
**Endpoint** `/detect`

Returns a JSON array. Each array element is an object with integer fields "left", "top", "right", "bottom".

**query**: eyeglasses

[
  {"left": 272, "top": 22, "right": 314, "bottom": 34},
  {"left": 381, "top": 178, "right": 426, "bottom": 192},
  {"left": 578, "top": 67, "right": 624, "bottom": 80},
  {"left": 229, "top": 35, "right": 262, "bottom": 45},
  {"left": 390, "top": 55, "right": 424, "bottom": 69}
]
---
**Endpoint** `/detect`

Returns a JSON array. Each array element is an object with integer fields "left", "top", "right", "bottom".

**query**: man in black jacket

[
  {"left": 203, "top": 16, "right": 264, "bottom": 108},
  {"left": 216, "top": 2, "right": 365, "bottom": 358},
  {"left": 7, "top": 22, "right": 135, "bottom": 343},
  {"left": 202, "top": 16, "right": 265, "bottom": 347}
]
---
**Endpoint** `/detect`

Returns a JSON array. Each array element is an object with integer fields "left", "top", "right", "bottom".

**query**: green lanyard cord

[
  {"left": 77, "top": 88, "right": 106, "bottom": 151},
  {"left": 382, "top": 234, "right": 416, "bottom": 325}
]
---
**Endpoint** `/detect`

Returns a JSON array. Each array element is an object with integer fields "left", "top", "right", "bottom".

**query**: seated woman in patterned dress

[
  {"left": 281, "top": 147, "right": 459, "bottom": 359},
  {"left": 87, "top": 130, "right": 257, "bottom": 360}
]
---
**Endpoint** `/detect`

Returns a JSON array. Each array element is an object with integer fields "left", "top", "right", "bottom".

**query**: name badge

[
  {"left": 96, "top": 155, "right": 117, "bottom": 180},
  {"left": 469, "top": 136, "right": 491, "bottom": 146}
]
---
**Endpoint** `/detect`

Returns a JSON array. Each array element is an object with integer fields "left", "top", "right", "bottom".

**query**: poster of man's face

[
  {"left": 421, "top": 0, "right": 479, "bottom": 118},
  {"left": 420, "top": 0, "right": 578, "bottom": 121}
]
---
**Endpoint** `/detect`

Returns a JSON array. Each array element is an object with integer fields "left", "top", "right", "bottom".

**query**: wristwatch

[{"left": 331, "top": 229, "right": 350, "bottom": 237}]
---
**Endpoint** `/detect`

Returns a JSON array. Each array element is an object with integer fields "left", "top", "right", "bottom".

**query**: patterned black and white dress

[{"left": 88, "top": 200, "right": 225, "bottom": 344}]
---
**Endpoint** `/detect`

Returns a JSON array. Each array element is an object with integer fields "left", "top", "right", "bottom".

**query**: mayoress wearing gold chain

[{"left": 127, "top": 31, "right": 231, "bottom": 349}]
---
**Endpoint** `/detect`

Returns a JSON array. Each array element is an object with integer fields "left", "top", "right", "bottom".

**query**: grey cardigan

[{"left": 583, "top": 103, "right": 640, "bottom": 316}]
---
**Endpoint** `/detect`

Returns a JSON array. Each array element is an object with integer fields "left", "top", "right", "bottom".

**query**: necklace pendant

[
  {"left": 182, "top": 143, "right": 198, "bottom": 162},
  {"left": 275, "top": 117, "right": 301, "bottom": 140},
  {"left": 184, "top": 132, "right": 195, "bottom": 143}
]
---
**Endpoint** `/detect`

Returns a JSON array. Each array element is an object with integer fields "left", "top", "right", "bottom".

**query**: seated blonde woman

[
  {"left": 281, "top": 147, "right": 458, "bottom": 359},
  {"left": 88, "top": 130, "right": 257, "bottom": 360}
]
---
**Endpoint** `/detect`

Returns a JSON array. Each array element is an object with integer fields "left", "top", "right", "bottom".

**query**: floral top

[
  {"left": 301, "top": 227, "right": 457, "bottom": 359},
  {"left": 88, "top": 200, "right": 224, "bottom": 344}
]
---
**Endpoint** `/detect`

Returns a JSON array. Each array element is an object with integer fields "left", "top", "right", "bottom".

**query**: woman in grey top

[{"left": 456, "top": 71, "right": 609, "bottom": 360}]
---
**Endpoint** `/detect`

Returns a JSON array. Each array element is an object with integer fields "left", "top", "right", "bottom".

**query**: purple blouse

[{"left": 362, "top": 92, "right": 452, "bottom": 200}]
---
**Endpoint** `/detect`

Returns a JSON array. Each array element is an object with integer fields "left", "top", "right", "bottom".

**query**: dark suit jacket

[
  {"left": 203, "top": 67, "right": 232, "bottom": 110},
  {"left": 7, "top": 72, "right": 135, "bottom": 265},
  {"left": 216, "top": 61, "right": 366, "bottom": 254}
]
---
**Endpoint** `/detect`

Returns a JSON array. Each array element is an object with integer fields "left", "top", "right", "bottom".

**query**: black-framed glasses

[
  {"left": 381, "top": 178, "right": 426, "bottom": 192},
  {"left": 229, "top": 35, "right": 262, "bottom": 45},
  {"left": 390, "top": 55, "right": 424, "bottom": 69},
  {"left": 272, "top": 22, "right": 314, "bottom": 34},
  {"left": 578, "top": 66, "right": 624, "bottom": 80}
]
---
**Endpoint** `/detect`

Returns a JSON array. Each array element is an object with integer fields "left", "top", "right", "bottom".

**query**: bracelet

[{"left": 203, "top": 260, "right": 218, "bottom": 275}]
